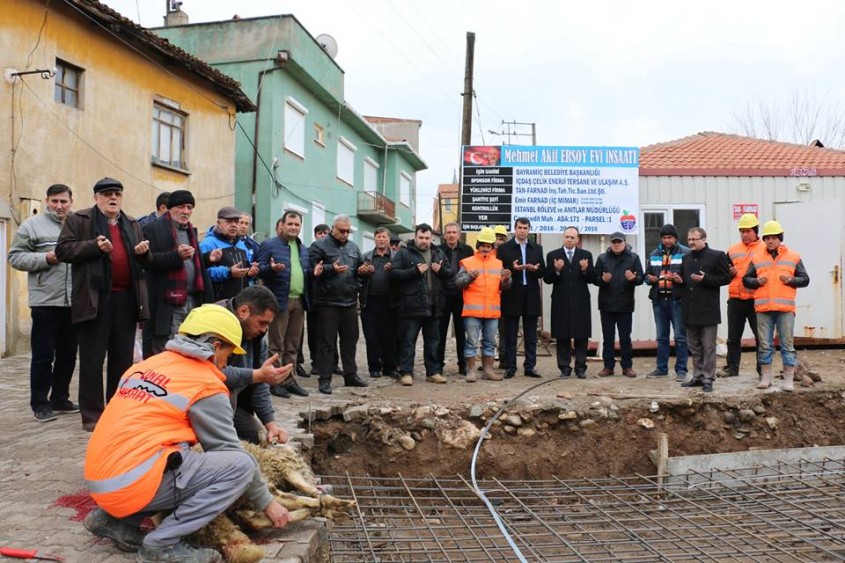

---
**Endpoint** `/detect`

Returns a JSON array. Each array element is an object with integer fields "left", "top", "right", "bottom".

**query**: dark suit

[
  {"left": 544, "top": 246, "right": 594, "bottom": 376},
  {"left": 498, "top": 237, "right": 546, "bottom": 372}
]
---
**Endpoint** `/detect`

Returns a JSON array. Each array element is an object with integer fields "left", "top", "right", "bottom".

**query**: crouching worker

[{"left": 83, "top": 304, "right": 290, "bottom": 562}]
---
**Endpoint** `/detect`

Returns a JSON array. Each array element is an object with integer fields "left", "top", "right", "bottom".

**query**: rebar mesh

[{"left": 324, "top": 458, "right": 845, "bottom": 562}]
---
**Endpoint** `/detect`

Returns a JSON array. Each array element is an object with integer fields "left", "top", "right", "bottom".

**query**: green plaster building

[{"left": 156, "top": 13, "right": 425, "bottom": 248}]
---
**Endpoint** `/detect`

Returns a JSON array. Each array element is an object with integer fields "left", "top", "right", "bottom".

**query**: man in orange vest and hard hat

[
  {"left": 742, "top": 221, "right": 810, "bottom": 391},
  {"left": 83, "top": 304, "right": 290, "bottom": 562},
  {"left": 455, "top": 227, "right": 512, "bottom": 382},
  {"left": 719, "top": 213, "right": 763, "bottom": 379}
]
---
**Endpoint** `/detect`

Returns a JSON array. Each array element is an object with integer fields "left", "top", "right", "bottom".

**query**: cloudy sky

[{"left": 105, "top": 0, "right": 845, "bottom": 222}]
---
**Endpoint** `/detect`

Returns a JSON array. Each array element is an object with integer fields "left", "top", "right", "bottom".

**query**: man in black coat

[
  {"left": 593, "top": 232, "right": 644, "bottom": 378},
  {"left": 390, "top": 224, "right": 452, "bottom": 386},
  {"left": 498, "top": 217, "right": 545, "bottom": 378},
  {"left": 141, "top": 190, "right": 213, "bottom": 358},
  {"left": 677, "top": 227, "right": 732, "bottom": 393},
  {"left": 437, "top": 222, "right": 474, "bottom": 375},
  {"left": 544, "top": 227, "right": 594, "bottom": 378}
]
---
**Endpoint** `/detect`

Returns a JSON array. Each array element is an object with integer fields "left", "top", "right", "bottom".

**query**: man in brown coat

[{"left": 56, "top": 177, "right": 150, "bottom": 431}]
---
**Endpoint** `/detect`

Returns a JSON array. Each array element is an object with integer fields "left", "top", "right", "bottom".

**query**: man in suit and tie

[
  {"left": 544, "top": 226, "right": 594, "bottom": 378},
  {"left": 497, "top": 217, "right": 545, "bottom": 378}
]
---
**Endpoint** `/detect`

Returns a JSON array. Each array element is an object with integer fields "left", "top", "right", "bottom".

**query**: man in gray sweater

[{"left": 8, "top": 184, "right": 78, "bottom": 423}]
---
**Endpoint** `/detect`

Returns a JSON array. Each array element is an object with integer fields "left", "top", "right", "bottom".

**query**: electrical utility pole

[
  {"left": 457, "top": 31, "right": 475, "bottom": 225},
  {"left": 492, "top": 120, "right": 536, "bottom": 146}
]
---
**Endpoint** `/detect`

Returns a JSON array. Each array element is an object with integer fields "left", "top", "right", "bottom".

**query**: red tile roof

[
  {"left": 61, "top": 0, "right": 255, "bottom": 112},
  {"left": 640, "top": 132, "right": 845, "bottom": 176}
]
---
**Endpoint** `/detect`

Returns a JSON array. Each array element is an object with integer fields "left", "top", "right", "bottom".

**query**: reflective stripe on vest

[{"left": 87, "top": 449, "right": 165, "bottom": 494}]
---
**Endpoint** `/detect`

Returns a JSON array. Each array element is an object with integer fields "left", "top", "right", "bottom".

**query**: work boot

[
  {"left": 622, "top": 368, "right": 637, "bottom": 378},
  {"left": 426, "top": 373, "right": 447, "bottom": 384},
  {"left": 757, "top": 364, "right": 773, "bottom": 389},
  {"left": 399, "top": 374, "right": 414, "bottom": 386},
  {"left": 137, "top": 540, "right": 222, "bottom": 562},
  {"left": 782, "top": 365, "right": 795, "bottom": 392},
  {"left": 597, "top": 367, "right": 615, "bottom": 377},
  {"left": 344, "top": 373, "right": 369, "bottom": 387},
  {"left": 84, "top": 508, "right": 144, "bottom": 552},
  {"left": 718, "top": 365, "right": 739, "bottom": 378},
  {"left": 465, "top": 357, "right": 477, "bottom": 382},
  {"left": 481, "top": 356, "right": 503, "bottom": 381},
  {"left": 318, "top": 379, "right": 333, "bottom": 394}
]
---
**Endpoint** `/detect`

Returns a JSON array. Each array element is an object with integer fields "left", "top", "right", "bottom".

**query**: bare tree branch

[{"left": 728, "top": 90, "right": 845, "bottom": 148}]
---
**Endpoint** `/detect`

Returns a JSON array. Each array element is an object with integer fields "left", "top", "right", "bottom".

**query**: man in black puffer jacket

[
  {"left": 390, "top": 224, "right": 452, "bottom": 386},
  {"left": 593, "top": 232, "right": 644, "bottom": 378}
]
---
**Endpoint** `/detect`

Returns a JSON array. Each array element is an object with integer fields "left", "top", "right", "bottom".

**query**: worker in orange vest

[
  {"left": 719, "top": 213, "right": 763, "bottom": 378},
  {"left": 455, "top": 227, "right": 512, "bottom": 382},
  {"left": 83, "top": 305, "right": 290, "bottom": 562},
  {"left": 742, "top": 221, "right": 810, "bottom": 391}
]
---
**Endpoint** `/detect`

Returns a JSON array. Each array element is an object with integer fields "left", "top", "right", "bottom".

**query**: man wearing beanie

[
  {"left": 56, "top": 177, "right": 151, "bottom": 431},
  {"left": 141, "top": 190, "right": 213, "bottom": 357},
  {"left": 644, "top": 223, "right": 690, "bottom": 380}
]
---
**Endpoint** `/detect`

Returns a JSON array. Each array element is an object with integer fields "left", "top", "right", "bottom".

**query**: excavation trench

[
  {"left": 305, "top": 390, "right": 845, "bottom": 561},
  {"left": 308, "top": 389, "right": 845, "bottom": 480}
]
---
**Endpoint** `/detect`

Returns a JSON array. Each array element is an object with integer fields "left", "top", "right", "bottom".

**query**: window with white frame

[
  {"left": 311, "top": 202, "right": 326, "bottom": 236},
  {"left": 152, "top": 101, "right": 187, "bottom": 170},
  {"left": 54, "top": 59, "right": 83, "bottom": 108},
  {"left": 363, "top": 157, "right": 379, "bottom": 193},
  {"left": 362, "top": 232, "right": 375, "bottom": 253},
  {"left": 337, "top": 136, "right": 356, "bottom": 186},
  {"left": 641, "top": 205, "right": 705, "bottom": 257},
  {"left": 314, "top": 123, "right": 325, "bottom": 146},
  {"left": 399, "top": 171, "right": 412, "bottom": 207},
  {"left": 284, "top": 97, "right": 307, "bottom": 158}
]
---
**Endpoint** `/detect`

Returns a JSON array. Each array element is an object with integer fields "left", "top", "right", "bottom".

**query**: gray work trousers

[
  {"left": 125, "top": 448, "right": 255, "bottom": 547},
  {"left": 687, "top": 324, "right": 718, "bottom": 383}
]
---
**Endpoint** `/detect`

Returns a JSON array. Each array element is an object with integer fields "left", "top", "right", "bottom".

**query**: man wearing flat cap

[
  {"left": 56, "top": 177, "right": 151, "bottom": 431},
  {"left": 200, "top": 206, "right": 257, "bottom": 301},
  {"left": 141, "top": 190, "right": 213, "bottom": 358},
  {"left": 593, "top": 232, "right": 644, "bottom": 378}
]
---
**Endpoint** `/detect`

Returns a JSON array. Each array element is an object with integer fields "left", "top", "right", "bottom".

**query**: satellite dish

[{"left": 316, "top": 34, "right": 338, "bottom": 59}]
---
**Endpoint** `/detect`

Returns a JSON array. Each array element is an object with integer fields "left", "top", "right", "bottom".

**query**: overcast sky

[{"left": 106, "top": 0, "right": 845, "bottom": 223}]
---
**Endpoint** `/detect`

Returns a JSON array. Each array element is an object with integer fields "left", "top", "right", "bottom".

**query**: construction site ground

[{"left": 1, "top": 338, "right": 844, "bottom": 561}]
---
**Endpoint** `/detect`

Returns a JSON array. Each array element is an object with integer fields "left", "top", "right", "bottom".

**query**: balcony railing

[{"left": 357, "top": 191, "right": 396, "bottom": 225}]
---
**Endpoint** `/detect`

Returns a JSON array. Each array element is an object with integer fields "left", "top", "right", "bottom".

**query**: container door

[{"left": 775, "top": 200, "right": 841, "bottom": 339}]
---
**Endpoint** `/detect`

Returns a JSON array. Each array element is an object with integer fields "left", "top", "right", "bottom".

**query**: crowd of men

[
  {"left": 6, "top": 179, "right": 813, "bottom": 560},
  {"left": 11, "top": 180, "right": 813, "bottom": 435}
]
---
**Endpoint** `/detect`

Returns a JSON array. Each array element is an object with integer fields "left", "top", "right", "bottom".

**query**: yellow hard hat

[
  {"left": 178, "top": 304, "right": 246, "bottom": 354},
  {"left": 737, "top": 213, "right": 759, "bottom": 230},
  {"left": 477, "top": 227, "right": 497, "bottom": 244},
  {"left": 761, "top": 220, "right": 784, "bottom": 237},
  {"left": 493, "top": 225, "right": 509, "bottom": 237}
]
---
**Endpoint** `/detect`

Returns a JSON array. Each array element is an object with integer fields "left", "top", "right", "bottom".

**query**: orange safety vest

[
  {"left": 84, "top": 351, "right": 228, "bottom": 517},
  {"left": 461, "top": 252, "right": 503, "bottom": 319},
  {"left": 727, "top": 238, "right": 761, "bottom": 299},
  {"left": 750, "top": 244, "right": 801, "bottom": 313}
]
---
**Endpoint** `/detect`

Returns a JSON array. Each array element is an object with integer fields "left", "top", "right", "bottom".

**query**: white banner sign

[{"left": 461, "top": 145, "right": 641, "bottom": 234}]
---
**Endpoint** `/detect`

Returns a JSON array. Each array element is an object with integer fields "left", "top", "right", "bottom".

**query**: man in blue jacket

[
  {"left": 256, "top": 210, "right": 310, "bottom": 398},
  {"left": 199, "top": 206, "right": 257, "bottom": 301}
]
